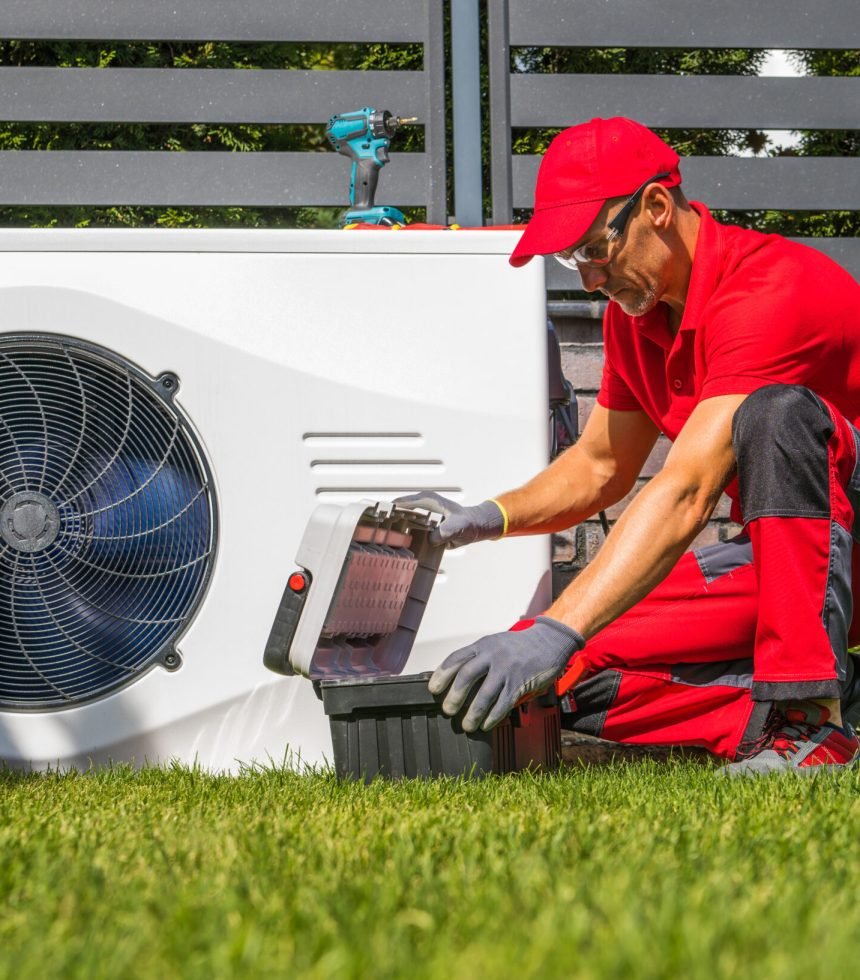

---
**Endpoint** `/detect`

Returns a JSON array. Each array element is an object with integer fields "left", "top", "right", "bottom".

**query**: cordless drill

[{"left": 325, "top": 107, "right": 417, "bottom": 227}]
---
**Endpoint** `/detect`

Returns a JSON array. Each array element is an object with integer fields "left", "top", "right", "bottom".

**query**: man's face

[{"left": 571, "top": 194, "right": 667, "bottom": 318}]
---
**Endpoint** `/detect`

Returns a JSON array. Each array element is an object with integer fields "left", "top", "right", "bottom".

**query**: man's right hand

[{"left": 394, "top": 492, "right": 505, "bottom": 548}]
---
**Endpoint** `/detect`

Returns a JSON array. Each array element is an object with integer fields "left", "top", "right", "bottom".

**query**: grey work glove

[
  {"left": 394, "top": 492, "right": 504, "bottom": 548},
  {"left": 429, "top": 616, "right": 585, "bottom": 732}
]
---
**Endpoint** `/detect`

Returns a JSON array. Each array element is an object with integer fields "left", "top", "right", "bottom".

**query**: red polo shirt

[{"left": 598, "top": 204, "right": 860, "bottom": 441}]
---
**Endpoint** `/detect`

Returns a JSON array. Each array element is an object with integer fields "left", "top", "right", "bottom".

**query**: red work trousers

[{"left": 558, "top": 384, "right": 860, "bottom": 760}]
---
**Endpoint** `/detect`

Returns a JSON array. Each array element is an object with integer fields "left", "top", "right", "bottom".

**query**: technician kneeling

[{"left": 399, "top": 117, "right": 860, "bottom": 777}]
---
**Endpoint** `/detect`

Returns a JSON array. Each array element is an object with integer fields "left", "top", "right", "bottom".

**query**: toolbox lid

[{"left": 278, "top": 499, "right": 445, "bottom": 681}]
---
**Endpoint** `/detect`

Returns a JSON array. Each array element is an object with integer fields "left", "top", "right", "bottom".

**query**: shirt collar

[
  {"left": 630, "top": 305, "right": 674, "bottom": 351},
  {"left": 677, "top": 202, "right": 721, "bottom": 335}
]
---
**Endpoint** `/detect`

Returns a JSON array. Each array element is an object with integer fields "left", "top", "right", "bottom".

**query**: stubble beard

[{"left": 614, "top": 282, "right": 659, "bottom": 318}]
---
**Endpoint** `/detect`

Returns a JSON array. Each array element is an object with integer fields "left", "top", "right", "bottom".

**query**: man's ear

[{"left": 645, "top": 184, "right": 674, "bottom": 232}]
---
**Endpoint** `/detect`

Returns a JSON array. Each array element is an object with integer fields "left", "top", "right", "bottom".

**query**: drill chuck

[{"left": 370, "top": 110, "right": 418, "bottom": 139}]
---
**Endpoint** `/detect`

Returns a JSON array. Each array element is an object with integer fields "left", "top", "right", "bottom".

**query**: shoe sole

[{"left": 720, "top": 757, "right": 859, "bottom": 778}]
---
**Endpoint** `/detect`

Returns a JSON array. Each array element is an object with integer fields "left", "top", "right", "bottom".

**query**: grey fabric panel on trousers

[
  {"left": 823, "top": 521, "right": 853, "bottom": 684},
  {"left": 0, "top": 0, "right": 428, "bottom": 42},
  {"left": 507, "top": 0, "right": 859, "bottom": 48},
  {"left": 732, "top": 386, "right": 832, "bottom": 522},
  {"left": 848, "top": 427, "right": 860, "bottom": 543},
  {"left": 0, "top": 69, "right": 429, "bottom": 124},
  {"left": 544, "top": 240, "right": 860, "bottom": 288},
  {"left": 510, "top": 76, "right": 859, "bottom": 131},
  {"left": 0, "top": 151, "right": 429, "bottom": 207},
  {"left": 514, "top": 156, "right": 860, "bottom": 212},
  {"left": 668, "top": 661, "right": 755, "bottom": 690},
  {"left": 567, "top": 669, "right": 622, "bottom": 737},
  {"left": 693, "top": 536, "right": 752, "bottom": 586}
]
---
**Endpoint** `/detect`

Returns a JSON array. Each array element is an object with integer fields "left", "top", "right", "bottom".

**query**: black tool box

[{"left": 264, "top": 499, "right": 560, "bottom": 781}]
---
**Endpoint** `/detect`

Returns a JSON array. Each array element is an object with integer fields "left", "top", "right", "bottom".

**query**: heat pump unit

[{"left": 0, "top": 229, "right": 550, "bottom": 771}]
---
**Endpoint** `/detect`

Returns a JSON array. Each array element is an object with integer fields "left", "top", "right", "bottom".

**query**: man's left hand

[{"left": 428, "top": 616, "right": 585, "bottom": 732}]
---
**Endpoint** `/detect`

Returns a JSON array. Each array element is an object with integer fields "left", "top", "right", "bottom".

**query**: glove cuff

[
  {"left": 535, "top": 615, "right": 586, "bottom": 651},
  {"left": 472, "top": 499, "right": 506, "bottom": 541},
  {"left": 487, "top": 498, "right": 509, "bottom": 537}
]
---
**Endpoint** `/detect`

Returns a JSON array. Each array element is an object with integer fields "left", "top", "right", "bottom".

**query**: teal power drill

[{"left": 325, "top": 108, "right": 417, "bottom": 227}]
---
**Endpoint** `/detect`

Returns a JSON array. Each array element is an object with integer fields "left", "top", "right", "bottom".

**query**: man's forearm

[
  {"left": 488, "top": 403, "right": 658, "bottom": 537},
  {"left": 495, "top": 444, "right": 631, "bottom": 536},
  {"left": 547, "top": 469, "right": 721, "bottom": 638},
  {"left": 547, "top": 393, "right": 743, "bottom": 639}
]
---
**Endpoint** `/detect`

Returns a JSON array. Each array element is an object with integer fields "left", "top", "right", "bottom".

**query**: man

[{"left": 400, "top": 116, "right": 860, "bottom": 776}]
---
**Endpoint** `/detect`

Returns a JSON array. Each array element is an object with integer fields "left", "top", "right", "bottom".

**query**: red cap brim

[{"left": 509, "top": 198, "right": 605, "bottom": 268}]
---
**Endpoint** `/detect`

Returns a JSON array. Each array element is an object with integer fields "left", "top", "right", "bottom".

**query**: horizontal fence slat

[
  {"left": 514, "top": 156, "right": 860, "bottom": 211},
  {"left": 0, "top": 0, "right": 428, "bottom": 42},
  {"left": 0, "top": 151, "right": 431, "bottom": 207},
  {"left": 511, "top": 75, "right": 860, "bottom": 131},
  {"left": 544, "top": 238, "right": 860, "bottom": 288},
  {"left": 509, "top": 0, "right": 860, "bottom": 49},
  {"left": 784, "top": 239, "right": 860, "bottom": 279},
  {"left": 0, "top": 68, "right": 429, "bottom": 124}
]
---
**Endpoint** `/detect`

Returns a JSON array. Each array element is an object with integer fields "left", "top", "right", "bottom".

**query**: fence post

[
  {"left": 425, "top": 0, "right": 448, "bottom": 224},
  {"left": 488, "top": 0, "right": 512, "bottom": 224},
  {"left": 450, "top": 0, "right": 483, "bottom": 225}
]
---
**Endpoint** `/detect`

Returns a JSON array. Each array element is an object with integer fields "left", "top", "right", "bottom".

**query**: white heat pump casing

[{"left": 0, "top": 229, "right": 551, "bottom": 772}]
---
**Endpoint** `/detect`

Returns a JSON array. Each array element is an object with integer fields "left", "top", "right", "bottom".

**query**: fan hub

[{"left": 0, "top": 491, "right": 61, "bottom": 554}]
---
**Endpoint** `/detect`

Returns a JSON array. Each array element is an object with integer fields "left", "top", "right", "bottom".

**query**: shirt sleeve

[
  {"left": 596, "top": 307, "right": 645, "bottom": 411},
  {"left": 597, "top": 355, "right": 643, "bottom": 411}
]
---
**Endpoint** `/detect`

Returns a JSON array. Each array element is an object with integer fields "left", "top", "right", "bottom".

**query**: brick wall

[{"left": 551, "top": 315, "right": 742, "bottom": 592}]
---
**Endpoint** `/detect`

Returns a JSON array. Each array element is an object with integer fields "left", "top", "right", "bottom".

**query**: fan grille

[{"left": 0, "top": 336, "right": 216, "bottom": 709}]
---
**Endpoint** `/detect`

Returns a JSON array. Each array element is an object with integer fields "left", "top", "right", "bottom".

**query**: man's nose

[{"left": 578, "top": 264, "right": 610, "bottom": 292}]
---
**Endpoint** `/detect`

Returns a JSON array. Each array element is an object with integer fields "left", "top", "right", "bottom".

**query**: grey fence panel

[
  {"left": 514, "top": 156, "right": 860, "bottom": 211},
  {"left": 544, "top": 239, "right": 860, "bottom": 288},
  {"left": 489, "top": 0, "right": 859, "bottom": 287},
  {"left": 0, "top": 68, "right": 429, "bottom": 123},
  {"left": 508, "top": 0, "right": 860, "bottom": 48},
  {"left": 0, "top": 0, "right": 428, "bottom": 42},
  {"left": 0, "top": 0, "right": 448, "bottom": 223},
  {"left": 0, "top": 151, "right": 428, "bottom": 207},
  {"left": 511, "top": 75, "right": 860, "bottom": 131}
]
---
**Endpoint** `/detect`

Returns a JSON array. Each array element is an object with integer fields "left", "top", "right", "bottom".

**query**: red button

[
  {"left": 288, "top": 572, "right": 307, "bottom": 593},
  {"left": 672, "top": 379, "right": 683, "bottom": 390}
]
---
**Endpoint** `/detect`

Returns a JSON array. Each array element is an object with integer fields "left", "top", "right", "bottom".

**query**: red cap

[{"left": 509, "top": 117, "right": 682, "bottom": 268}]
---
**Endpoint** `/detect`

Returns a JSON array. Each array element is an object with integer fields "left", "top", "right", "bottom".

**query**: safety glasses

[{"left": 554, "top": 171, "right": 671, "bottom": 269}]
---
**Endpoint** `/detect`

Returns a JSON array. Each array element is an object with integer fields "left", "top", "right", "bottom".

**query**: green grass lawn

[{"left": 1, "top": 759, "right": 858, "bottom": 979}]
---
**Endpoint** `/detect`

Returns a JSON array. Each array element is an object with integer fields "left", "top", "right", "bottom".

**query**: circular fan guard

[{"left": 0, "top": 336, "right": 216, "bottom": 709}]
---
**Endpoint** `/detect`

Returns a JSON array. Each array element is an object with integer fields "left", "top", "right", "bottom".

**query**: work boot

[{"left": 724, "top": 700, "right": 859, "bottom": 778}]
